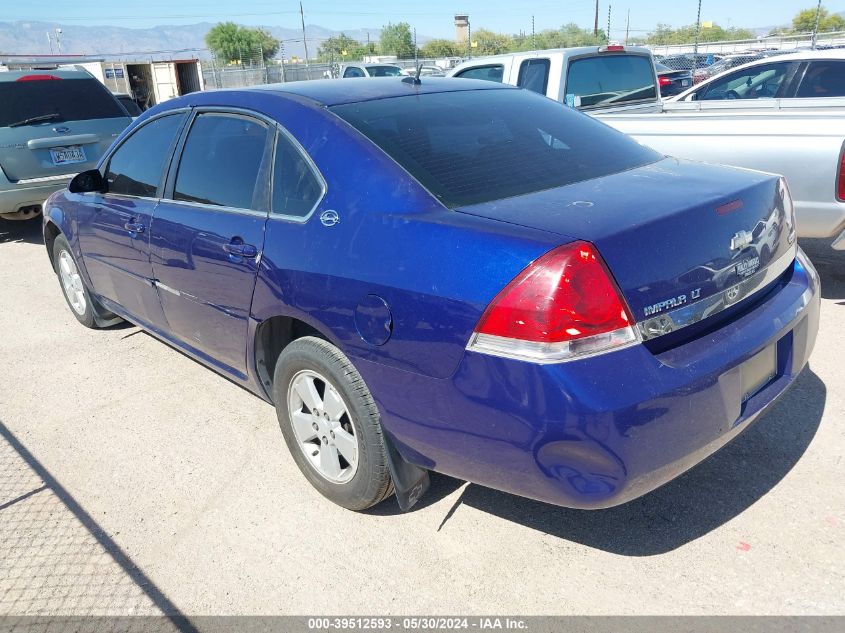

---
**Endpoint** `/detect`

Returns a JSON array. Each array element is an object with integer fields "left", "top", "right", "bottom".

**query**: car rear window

[
  {"left": 331, "top": 88, "right": 660, "bottom": 208},
  {"left": 0, "top": 78, "right": 127, "bottom": 128},
  {"left": 367, "top": 66, "right": 404, "bottom": 77},
  {"left": 566, "top": 54, "right": 657, "bottom": 108}
]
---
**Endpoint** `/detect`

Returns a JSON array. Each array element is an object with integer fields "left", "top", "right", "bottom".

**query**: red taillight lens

[
  {"left": 658, "top": 76, "right": 672, "bottom": 87},
  {"left": 837, "top": 148, "right": 845, "bottom": 202},
  {"left": 16, "top": 74, "right": 62, "bottom": 82},
  {"left": 475, "top": 241, "right": 633, "bottom": 345}
]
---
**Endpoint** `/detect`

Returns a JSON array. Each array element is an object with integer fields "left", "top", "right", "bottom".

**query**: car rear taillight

[
  {"left": 837, "top": 146, "right": 845, "bottom": 202},
  {"left": 659, "top": 76, "right": 672, "bottom": 87},
  {"left": 467, "top": 241, "right": 639, "bottom": 363},
  {"left": 16, "top": 74, "right": 62, "bottom": 82}
]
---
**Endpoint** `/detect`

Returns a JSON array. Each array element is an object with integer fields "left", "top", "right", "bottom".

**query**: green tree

[
  {"left": 419, "top": 38, "right": 460, "bottom": 58},
  {"left": 792, "top": 6, "right": 845, "bottom": 32},
  {"left": 646, "top": 22, "right": 755, "bottom": 45},
  {"left": 512, "top": 23, "right": 606, "bottom": 51},
  {"left": 380, "top": 22, "right": 416, "bottom": 58},
  {"left": 205, "top": 22, "right": 279, "bottom": 63},
  {"left": 471, "top": 28, "right": 512, "bottom": 55},
  {"left": 318, "top": 33, "right": 362, "bottom": 60}
]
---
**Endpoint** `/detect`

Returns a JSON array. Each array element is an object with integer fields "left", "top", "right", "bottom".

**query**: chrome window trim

[
  {"left": 637, "top": 244, "right": 797, "bottom": 342},
  {"left": 101, "top": 108, "right": 192, "bottom": 170},
  {"left": 268, "top": 123, "right": 328, "bottom": 225},
  {"left": 159, "top": 198, "right": 269, "bottom": 219}
]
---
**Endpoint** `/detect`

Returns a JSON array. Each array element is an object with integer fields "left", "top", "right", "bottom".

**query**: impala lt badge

[{"left": 643, "top": 287, "right": 701, "bottom": 317}]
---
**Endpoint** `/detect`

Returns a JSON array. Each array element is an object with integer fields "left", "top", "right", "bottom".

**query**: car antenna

[{"left": 403, "top": 64, "right": 422, "bottom": 85}]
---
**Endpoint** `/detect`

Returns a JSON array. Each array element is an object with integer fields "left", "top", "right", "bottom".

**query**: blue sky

[{"left": 4, "top": 1, "right": 837, "bottom": 38}]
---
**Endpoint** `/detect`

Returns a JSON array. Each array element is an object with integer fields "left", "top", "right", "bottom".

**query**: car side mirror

[{"left": 69, "top": 169, "right": 106, "bottom": 194}]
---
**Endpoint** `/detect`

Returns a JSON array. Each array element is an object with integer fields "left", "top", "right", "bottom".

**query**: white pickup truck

[{"left": 448, "top": 47, "right": 845, "bottom": 249}]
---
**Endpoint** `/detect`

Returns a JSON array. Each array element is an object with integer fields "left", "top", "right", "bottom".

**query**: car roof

[
  {"left": 0, "top": 69, "right": 94, "bottom": 82},
  {"left": 245, "top": 77, "right": 512, "bottom": 106},
  {"left": 450, "top": 45, "right": 652, "bottom": 62}
]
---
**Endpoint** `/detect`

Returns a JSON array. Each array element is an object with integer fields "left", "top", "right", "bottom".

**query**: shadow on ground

[
  {"left": 0, "top": 219, "right": 43, "bottom": 246},
  {"left": 429, "top": 366, "right": 825, "bottom": 556},
  {"left": 0, "top": 421, "right": 195, "bottom": 628},
  {"left": 800, "top": 238, "right": 845, "bottom": 301}
]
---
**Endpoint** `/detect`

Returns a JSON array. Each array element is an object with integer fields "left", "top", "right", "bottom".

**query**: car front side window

[
  {"left": 105, "top": 113, "right": 185, "bottom": 197},
  {"left": 173, "top": 113, "right": 270, "bottom": 210},
  {"left": 701, "top": 63, "right": 789, "bottom": 100},
  {"left": 344, "top": 67, "right": 365, "bottom": 78},
  {"left": 455, "top": 65, "right": 505, "bottom": 83}
]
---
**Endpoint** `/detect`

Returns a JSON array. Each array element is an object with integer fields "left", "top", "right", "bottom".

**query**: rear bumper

[
  {"left": 794, "top": 199, "right": 845, "bottom": 241},
  {"left": 357, "top": 249, "right": 820, "bottom": 509},
  {"left": 0, "top": 178, "right": 72, "bottom": 217}
]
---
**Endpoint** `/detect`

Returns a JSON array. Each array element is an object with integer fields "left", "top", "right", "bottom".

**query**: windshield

[
  {"left": 331, "top": 88, "right": 660, "bottom": 208},
  {"left": 368, "top": 66, "right": 404, "bottom": 77},
  {"left": 565, "top": 55, "right": 657, "bottom": 108},
  {"left": 0, "top": 78, "right": 127, "bottom": 128}
]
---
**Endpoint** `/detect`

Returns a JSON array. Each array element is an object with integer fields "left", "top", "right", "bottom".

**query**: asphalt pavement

[{"left": 1, "top": 218, "right": 843, "bottom": 617}]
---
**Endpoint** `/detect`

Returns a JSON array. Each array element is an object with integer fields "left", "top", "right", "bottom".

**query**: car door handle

[
  {"left": 124, "top": 222, "right": 145, "bottom": 233},
  {"left": 223, "top": 242, "right": 258, "bottom": 258}
]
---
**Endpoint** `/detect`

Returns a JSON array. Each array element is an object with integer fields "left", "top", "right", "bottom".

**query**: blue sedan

[{"left": 43, "top": 78, "right": 820, "bottom": 511}]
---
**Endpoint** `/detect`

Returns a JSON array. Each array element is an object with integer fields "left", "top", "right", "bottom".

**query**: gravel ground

[{"left": 0, "top": 218, "right": 843, "bottom": 617}]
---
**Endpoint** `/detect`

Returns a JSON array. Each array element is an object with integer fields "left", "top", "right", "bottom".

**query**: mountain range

[{"left": 0, "top": 21, "right": 390, "bottom": 60}]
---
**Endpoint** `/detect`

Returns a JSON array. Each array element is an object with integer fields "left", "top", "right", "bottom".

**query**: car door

[
  {"left": 149, "top": 109, "right": 272, "bottom": 376},
  {"left": 76, "top": 110, "right": 187, "bottom": 328}
]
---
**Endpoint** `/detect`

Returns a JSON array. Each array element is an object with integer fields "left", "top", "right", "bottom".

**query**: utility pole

[
  {"left": 46, "top": 31, "right": 54, "bottom": 55},
  {"left": 693, "top": 0, "right": 702, "bottom": 71},
  {"left": 607, "top": 5, "right": 611, "bottom": 43},
  {"left": 55, "top": 28, "right": 62, "bottom": 55},
  {"left": 532, "top": 15, "right": 536, "bottom": 50},
  {"left": 625, "top": 9, "right": 630, "bottom": 45},
  {"left": 414, "top": 27, "right": 418, "bottom": 66},
  {"left": 299, "top": 2, "right": 310, "bottom": 69},
  {"left": 594, "top": 0, "right": 599, "bottom": 36},
  {"left": 811, "top": 0, "right": 823, "bottom": 49},
  {"left": 467, "top": 17, "right": 472, "bottom": 59}
]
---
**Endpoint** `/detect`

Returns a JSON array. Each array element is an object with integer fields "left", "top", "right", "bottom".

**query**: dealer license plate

[{"left": 50, "top": 145, "right": 86, "bottom": 166}]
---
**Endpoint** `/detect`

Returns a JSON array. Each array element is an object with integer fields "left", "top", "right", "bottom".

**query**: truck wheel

[
  {"left": 273, "top": 336, "right": 393, "bottom": 510},
  {"left": 52, "top": 235, "right": 99, "bottom": 329}
]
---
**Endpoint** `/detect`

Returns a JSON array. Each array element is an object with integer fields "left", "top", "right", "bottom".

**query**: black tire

[
  {"left": 273, "top": 336, "right": 393, "bottom": 510},
  {"left": 52, "top": 235, "right": 98, "bottom": 328}
]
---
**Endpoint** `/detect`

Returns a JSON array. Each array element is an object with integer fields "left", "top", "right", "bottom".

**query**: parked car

[
  {"left": 691, "top": 50, "right": 790, "bottom": 84},
  {"left": 659, "top": 53, "right": 722, "bottom": 71},
  {"left": 656, "top": 63, "right": 693, "bottom": 97},
  {"left": 447, "top": 45, "right": 663, "bottom": 114},
  {"left": 672, "top": 49, "right": 845, "bottom": 101},
  {"left": 44, "top": 78, "right": 819, "bottom": 512},
  {"left": 340, "top": 63, "right": 404, "bottom": 78},
  {"left": 0, "top": 69, "right": 131, "bottom": 221}
]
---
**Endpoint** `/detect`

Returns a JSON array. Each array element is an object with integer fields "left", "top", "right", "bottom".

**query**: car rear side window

[
  {"left": 0, "top": 78, "right": 127, "bottom": 128},
  {"left": 565, "top": 55, "right": 656, "bottom": 108},
  {"left": 272, "top": 131, "right": 323, "bottom": 218},
  {"left": 106, "top": 113, "right": 185, "bottom": 198},
  {"left": 174, "top": 113, "right": 269, "bottom": 210},
  {"left": 331, "top": 88, "right": 660, "bottom": 208},
  {"left": 517, "top": 58, "right": 550, "bottom": 94},
  {"left": 455, "top": 65, "right": 504, "bottom": 83},
  {"left": 796, "top": 61, "right": 845, "bottom": 97}
]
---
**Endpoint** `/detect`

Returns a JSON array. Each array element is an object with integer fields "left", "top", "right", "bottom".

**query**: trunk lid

[{"left": 456, "top": 158, "right": 795, "bottom": 326}]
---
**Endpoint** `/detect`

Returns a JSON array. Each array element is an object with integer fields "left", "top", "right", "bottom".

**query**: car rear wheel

[
  {"left": 52, "top": 235, "right": 99, "bottom": 328},
  {"left": 273, "top": 336, "right": 393, "bottom": 510}
]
